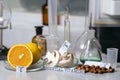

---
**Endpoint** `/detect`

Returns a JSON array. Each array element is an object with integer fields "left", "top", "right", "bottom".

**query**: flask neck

[
  {"left": 87, "top": 29, "right": 95, "bottom": 39},
  {"left": 48, "top": 0, "right": 58, "bottom": 36}
]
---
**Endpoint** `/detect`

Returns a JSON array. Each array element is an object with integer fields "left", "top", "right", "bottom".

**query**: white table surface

[{"left": 0, "top": 60, "right": 120, "bottom": 80}]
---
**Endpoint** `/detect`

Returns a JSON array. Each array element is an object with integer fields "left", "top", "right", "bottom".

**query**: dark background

[{"left": 93, "top": 27, "right": 120, "bottom": 62}]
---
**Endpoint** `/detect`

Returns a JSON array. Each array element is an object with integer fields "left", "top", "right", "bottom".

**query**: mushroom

[
  {"left": 57, "top": 52, "right": 74, "bottom": 67},
  {"left": 45, "top": 50, "right": 60, "bottom": 67}
]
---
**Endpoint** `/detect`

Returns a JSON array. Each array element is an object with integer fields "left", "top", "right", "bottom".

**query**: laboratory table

[{"left": 0, "top": 61, "right": 120, "bottom": 80}]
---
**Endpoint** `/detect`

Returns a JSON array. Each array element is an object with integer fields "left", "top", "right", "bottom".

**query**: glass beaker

[{"left": 79, "top": 29, "right": 102, "bottom": 63}]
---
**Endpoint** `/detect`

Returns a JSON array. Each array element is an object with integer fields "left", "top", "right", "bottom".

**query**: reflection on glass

[
  {"left": 0, "top": 0, "right": 12, "bottom": 54},
  {"left": 0, "top": 0, "right": 11, "bottom": 29},
  {"left": 79, "top": 30, "right": 102, "bottom": 63}
]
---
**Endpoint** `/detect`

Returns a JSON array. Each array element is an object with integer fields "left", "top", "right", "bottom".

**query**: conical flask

[{"left": 79, "top": 29, "right": 102, "bottom": 63}]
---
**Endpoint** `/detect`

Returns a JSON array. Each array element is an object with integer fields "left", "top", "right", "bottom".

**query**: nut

[{"left": 75, "top": 64, "right": 115, "bottom": 74}]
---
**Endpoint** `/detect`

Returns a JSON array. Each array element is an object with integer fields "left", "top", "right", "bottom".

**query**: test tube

[{"left": 64, "top": 7, "right": 70, "bottom": 42}]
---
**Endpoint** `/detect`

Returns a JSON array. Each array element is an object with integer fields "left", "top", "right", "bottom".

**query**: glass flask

[
  {"left": 78, "top": 29, "right": 102, "bottom": 63},
  {"left": 46, "top": 0, "right": 59, "bottom": 52},
  {"left": 0, "top": 0, "right": 12, "bottom": 56}
]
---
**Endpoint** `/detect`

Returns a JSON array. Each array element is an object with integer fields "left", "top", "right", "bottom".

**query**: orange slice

[{"left": 7, "top": 43, "right": 42, "bottom": 69}]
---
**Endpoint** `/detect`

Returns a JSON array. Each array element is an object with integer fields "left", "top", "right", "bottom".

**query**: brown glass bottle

[
  {"left": 32, "top": 26, "right": 43, "bottom": 43},
  {"left": 42, "top": 0, "right": 48, "bottom": 25},
  {"left": 42, "top": 0, "right": 60, "bottom": 25},
  {"left": 32, "top": 26, "right": 47, "bottom": 56}
]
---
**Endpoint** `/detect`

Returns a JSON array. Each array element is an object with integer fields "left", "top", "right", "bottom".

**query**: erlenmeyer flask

[
  {"left": 79, "top": 29, "right": 102, "bottom": 63},
  {"left": 73, "top": 0, "right": 102, "bottom": 64}
]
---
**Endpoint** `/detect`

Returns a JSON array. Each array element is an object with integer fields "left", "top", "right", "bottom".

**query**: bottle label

[
  {"left": 84, "top": 61, "right": 111, "bottom": 68},
  {"left": 16, "top": 66, "right": 27, "bottom": 73},
  {"left": 59, "top": 40, "right": 71, "bottom": 55}
]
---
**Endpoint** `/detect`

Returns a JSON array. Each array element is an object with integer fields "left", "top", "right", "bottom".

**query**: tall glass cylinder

[
  {"left": 48, "top": 0, "right": 57, "bottom": 35},
  {"left": 64, "top": 7, "right": 70, "bottom": 42},
  {"left": 47, "top": 0, "right": 59, "bottom": 52}
]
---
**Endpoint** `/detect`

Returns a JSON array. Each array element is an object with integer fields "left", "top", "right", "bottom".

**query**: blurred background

[{"left": 2, "top": 0, "right": 120, "bottom": 61}]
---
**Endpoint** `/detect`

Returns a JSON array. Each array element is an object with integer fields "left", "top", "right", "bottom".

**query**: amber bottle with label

[
  {"left": 32, "top": 26, "right": 47, "bottom": 56},
  {"left": 42, "top": 0, "right": 60, "bottom": 25},
  {"left": 32, "top": 26, "right": 43, "bottom": 43}
]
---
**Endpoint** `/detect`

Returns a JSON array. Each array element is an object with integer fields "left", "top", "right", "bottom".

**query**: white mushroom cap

[
  {"left": 45, "top": 50, "right": 60, "bottom": 67},
  {"left": 57, "top": 52, "right": 74, "bottom": 67}
]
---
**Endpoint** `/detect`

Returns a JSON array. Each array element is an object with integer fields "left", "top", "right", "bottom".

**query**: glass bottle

[
  {"left": 42, "top": 0, "right": 60, "bottom": 25},
  {"left": 32, "top": 26, "right": 47, "bottom": 56},
  {"left": 79, "top": 29, "right": 102, "bottom": 63},
  {"left": 42, "top": 0, "right": 48, "bottom": 25},
  {"left": 32, "top": 26, "right": 43, "bottom": 43}
]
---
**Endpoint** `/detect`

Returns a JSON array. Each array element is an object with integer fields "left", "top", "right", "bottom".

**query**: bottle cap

[{"left": 34, "top": 26, "right": 44, "bottom": 35}]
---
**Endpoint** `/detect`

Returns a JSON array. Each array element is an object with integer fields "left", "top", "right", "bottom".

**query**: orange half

[{"left": 7, "top": 44, "right": 33, "bottom": 69}]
